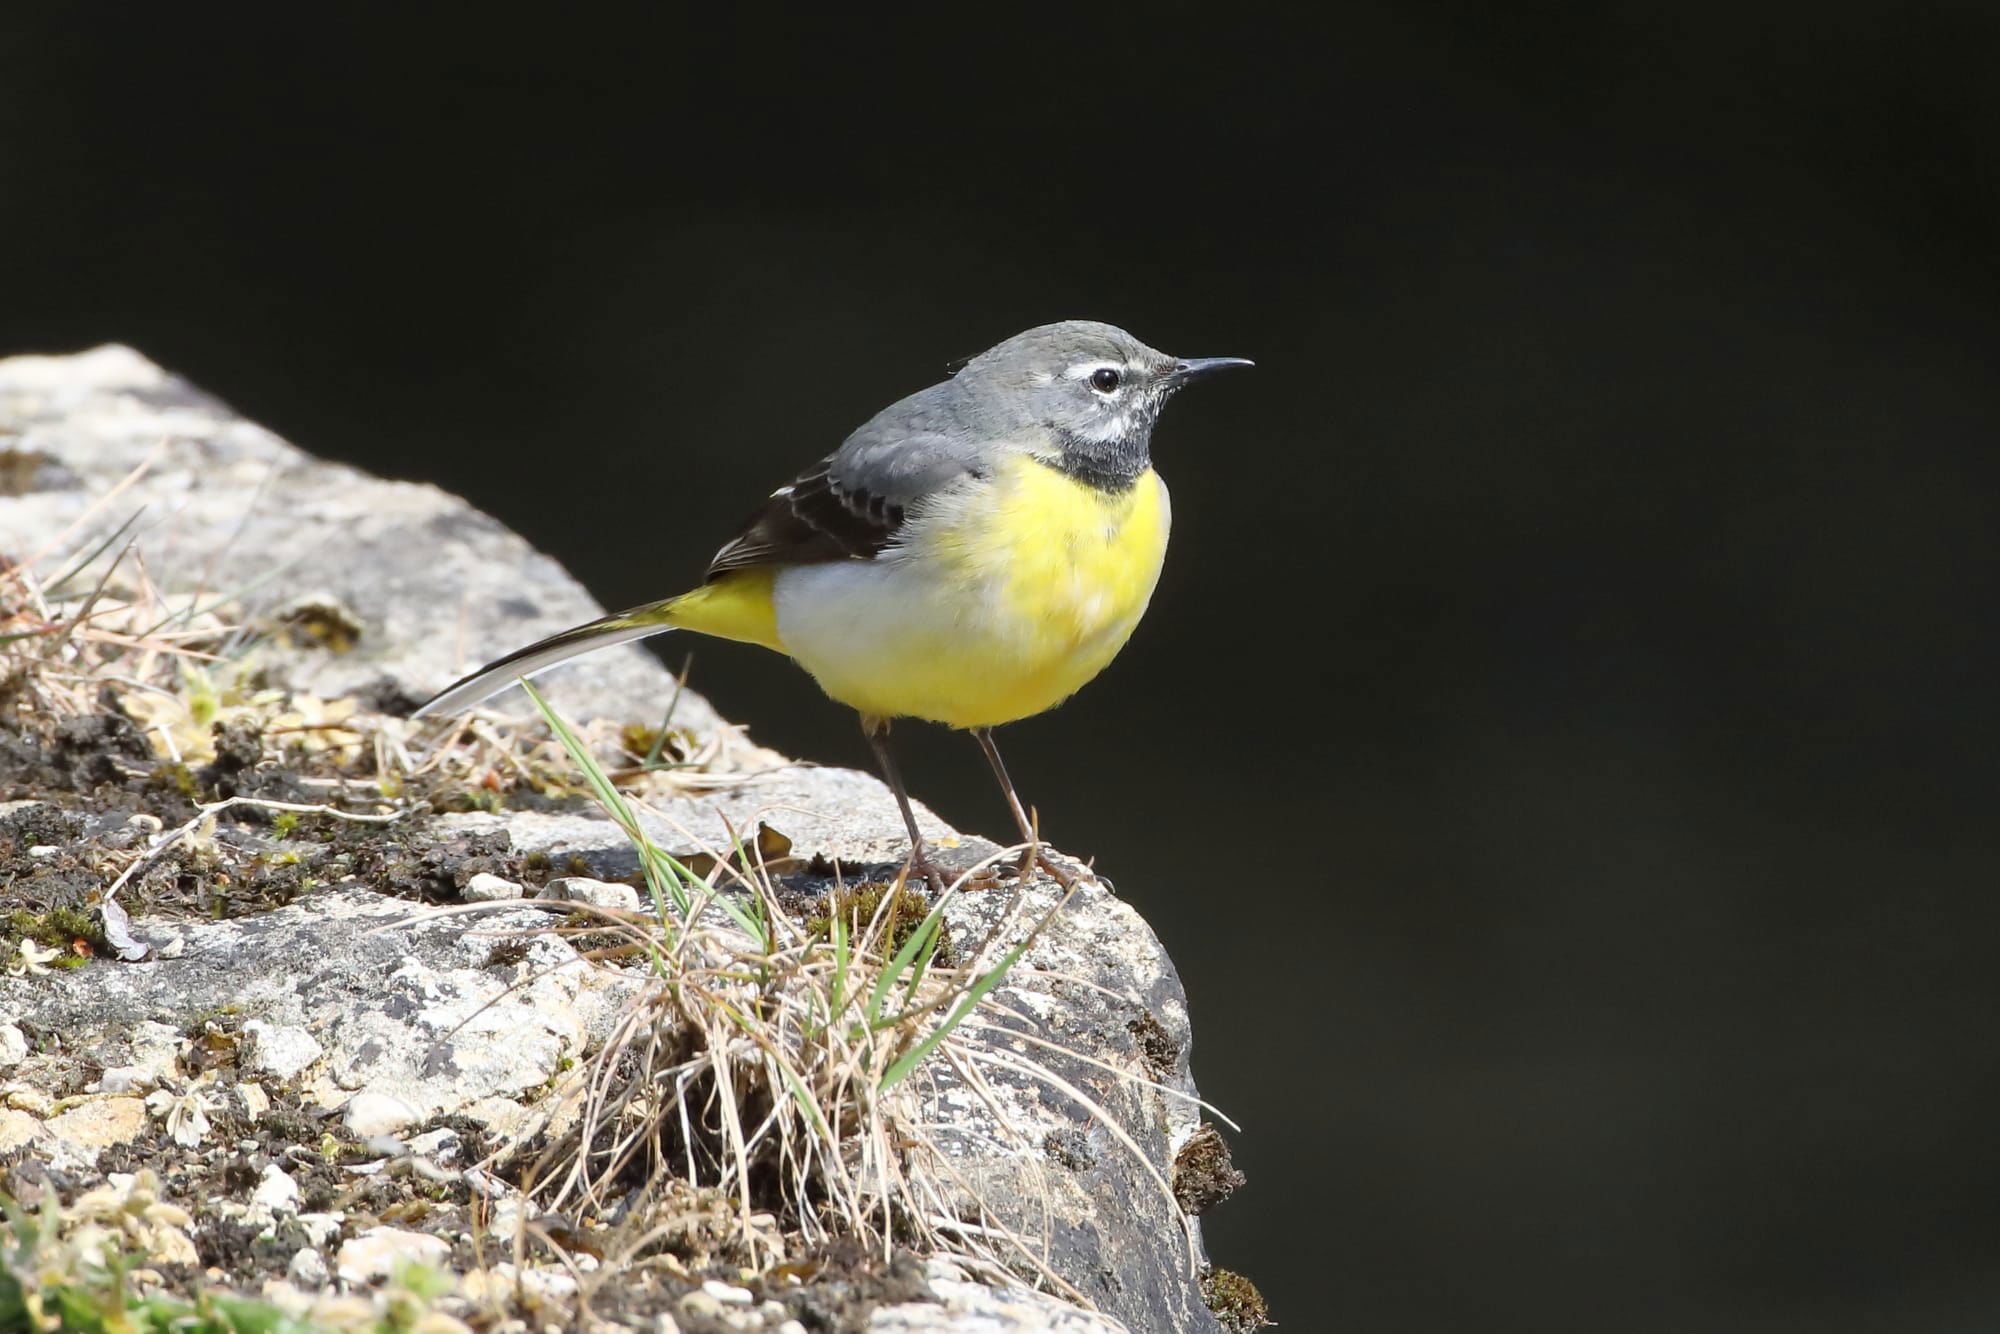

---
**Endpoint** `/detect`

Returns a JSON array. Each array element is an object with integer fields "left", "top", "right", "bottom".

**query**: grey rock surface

[
  {"left": 2, "top": 882, "right": 637, "bottom": 1127},
  {"left": 0, "top": 347, "right": 1236, "bottom": 1332},
  {"left": 0, "top": 344, "right": 720, "bottom": 729}
]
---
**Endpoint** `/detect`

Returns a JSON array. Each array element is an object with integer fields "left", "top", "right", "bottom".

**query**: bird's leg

[
  {"left": 970, "top": 726, "right": 1080, "bottom": 888},
  {"left": 861, "top": 714, "right": 948, "bottom": 897}
]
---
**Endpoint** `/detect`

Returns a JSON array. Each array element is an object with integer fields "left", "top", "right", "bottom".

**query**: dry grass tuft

[{"left": 483, "top": 683, "right": 1210, "bottom": 1310}]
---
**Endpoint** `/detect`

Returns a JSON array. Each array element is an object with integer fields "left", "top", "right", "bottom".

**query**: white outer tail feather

[{"left": 410, "top": 619, "right": 676, "bottom": 718}]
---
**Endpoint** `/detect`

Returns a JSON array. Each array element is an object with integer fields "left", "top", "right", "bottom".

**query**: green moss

[
  {"left": 4, "top": 905, "right": 112, "bottom": 965},
  {"left": 186, "top": 676, "right": 219, "bottom": 728},
  {"left": 1202, "top": 1268, "right": 1271, "bottom": 1332},
  {"left": 438, "top": 787, "right": 505, "bottom": 814},
  {"left": 180, "top": 1004, "right": 242, "bottom": 1039},
  {"left": 806, "top": 883, "right": 955, "bottom": 966},
  {"left": 152, "top": 761, "right": 201, "bottom": 800}
]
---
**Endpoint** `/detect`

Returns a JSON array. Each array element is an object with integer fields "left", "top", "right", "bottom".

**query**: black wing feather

[{"left": 704, "top": 459, "right": 908, "bottom": 581}]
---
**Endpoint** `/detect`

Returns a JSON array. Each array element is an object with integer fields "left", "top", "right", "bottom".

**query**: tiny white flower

[
  {"left": 8, "top": 939, "right": 61, "bottom": 976},
  {"left": 145, "top": 1085, "right": 216, "bottom": 1147}
]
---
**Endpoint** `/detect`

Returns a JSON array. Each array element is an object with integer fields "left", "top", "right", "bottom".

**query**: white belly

[{"left": 772, "top": 551, "right": 1001, "bottom": 723}]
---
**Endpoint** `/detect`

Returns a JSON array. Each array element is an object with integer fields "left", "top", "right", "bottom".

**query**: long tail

[
  {"left": 411, "top": 599, "right": 682, "bottom": 718},
  {"left": 411, "top": 570, "right": 785, "bottom": 718}
]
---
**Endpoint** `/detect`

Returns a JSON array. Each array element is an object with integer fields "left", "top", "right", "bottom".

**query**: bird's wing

[
  {"left": 705, "top": 393, "right": 1002, "bottom": 580},
  {"left": 705, "top": 456, "right": 909, "bottom": 578}
]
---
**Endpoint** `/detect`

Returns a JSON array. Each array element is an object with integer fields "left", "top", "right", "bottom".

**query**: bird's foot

[
  {"left": 904, "top": 855, "right": 951, "bottom": 899},
  {"left": 1001, "top": 846, "right": 1098, "bottom": 891}
]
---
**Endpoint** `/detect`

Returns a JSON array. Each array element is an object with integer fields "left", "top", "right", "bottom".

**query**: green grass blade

[
  {"left": 901, "top": 914, "right": 943, "bottom": 997},
  {"left": 828, "top": 911, "right": 850, "bottom": 1021},
  {"left": 44, "top": 536, "right": 135, "bottom": 656},
  {"left": 641, "top": 654, "right": 693, "bottom": 769},
  {"left": 44, "top": 506, "right": 148, "bottom": 594},
  {"left": 866, "top": 890, "right": 952, "bottom": 1028},
  {"left": 877, "top": 935, "right": 1033, "bottom": 1092},
  {"left": 523, "top": 679, "right": 693, "bottom": 923}
]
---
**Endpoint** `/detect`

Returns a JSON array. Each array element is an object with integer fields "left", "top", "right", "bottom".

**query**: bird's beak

[{"left": 1170, "top": 356, "right": 1256, "bottom": 385}]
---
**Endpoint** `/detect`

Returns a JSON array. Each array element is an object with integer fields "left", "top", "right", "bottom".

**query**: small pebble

[
  {"left": 405, "top": 1126, "right": 460, "bottom": 1160},
  {"left": 343, "top": 1090, "right": 420, "bottom": 1137},
  {"left": 288, "top": 1246, "right": 330, "bottom": 1288},
  {"left": 242, "top": 1021, "right": 324, "bottom": 1081},
  {"left": 335, "top": 1226, "right": 449, "bottom": 1283},
  {"left": 544, "top": 876, "right": 641, "bottom": 912},
  {"left": 678, "top": 1291, "right": 726, "bottom": 1320},
  {"left": 462, "top": 871, "right": 524, "bottom": 901},
  {"left": 250, "top": 1164, "right": 301, "bottom": 1218}
]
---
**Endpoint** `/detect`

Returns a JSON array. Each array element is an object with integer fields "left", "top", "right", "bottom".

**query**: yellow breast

[
  {"left": 983, "top": 455, "right": 1171, "bottom": 657},
  {"left": 872, "top": 454, "right": 1172, "bottom": 727},
  {"left": 761, "top": 456, "right": 1171, "bottom": 728}
]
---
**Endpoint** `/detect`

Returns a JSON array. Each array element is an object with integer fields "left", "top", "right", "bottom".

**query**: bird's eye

[{"left": 1089, "top": 368, "right": 1122, "bottom": 393}]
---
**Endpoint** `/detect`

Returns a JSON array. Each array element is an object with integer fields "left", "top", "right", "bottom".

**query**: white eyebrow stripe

[{"left": 1062, "top": 359, "right": 1131, "bottom": 382}]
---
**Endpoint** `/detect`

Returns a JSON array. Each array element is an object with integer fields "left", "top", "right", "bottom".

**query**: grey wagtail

[{"left": 413, "top": 321, "right": 1251, "bottom": 892}]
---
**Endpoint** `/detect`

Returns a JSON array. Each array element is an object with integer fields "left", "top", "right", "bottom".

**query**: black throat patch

[{"left": 1048, "top": 426, "right": 1149, "bottom": 493}]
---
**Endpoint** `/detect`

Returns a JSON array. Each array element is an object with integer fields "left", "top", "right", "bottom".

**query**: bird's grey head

[{"left": 953, "top": 320, "right": 1252, "bottom": 489}]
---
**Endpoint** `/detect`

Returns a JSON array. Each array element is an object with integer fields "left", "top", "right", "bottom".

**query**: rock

[
  {"left": 0, "top": 1024, "right": 29, "bottom": 1069},
  {"left": 45, "top": 1097, "right": 149, "bottom": 1149},
  {"left": 95, "top": 1019, "right": 184, "bottom": 1092},
  {"left": 4, "top": 884, "right": 638, "bottom": 1133},
  {"left": 462, "top": 871, "right": 524, "bottom": 901},
  {"left": 0, "top": 345, "right": 729, "bottom": 730},
  {"left": 866, "top": 1273, "right": 1123, "bottom": 1330},
  {"left": 243, "top": 1020, "right": 325, "bottom": 1080},
  {"left": 0, "top": 346, "right": 1241, "bottom": 1333},
  {"left": 335, "top": 1225, "right": 452, "bottom": 1283},
  {"left": 701, "top": 1279, "right": 754, "bottom": 1305},
  {"left": 678, "top": 1290, "right": 729, "bottom": 1321},
  {"left": 543, "top": 875, "right": 641, "bottom": 911},
  {"left": 237, "top": 1082, "right": 271, "bottom": 1120},
  {"left": 460, "top": 1263, "right": 578, "bottom": 1306},
  {"left": 5, "top": 1086, "right": 53, "bottom": 1115},
  {"left": 907, "top": 876, "right": 1226, "bottom": 1333},
  {"left": 458, "top": 1095, "right": 533, "bottom": 1138},
  {"left": 0, "top": 1109, "right": 38, "bottom": 1152},
  {"left": 864, "top": 1258, "right": 1133, "bottom": 1330},
  {"left": 248, "top": 1164, "right": 302, "bottom": 1223},
  {"left": 343, "top": 1090, "right": 420, "bottom": 1137},
  {"left": 288, "top": 1246, "right": 330, "bottom": 1289},
  {"left": 296, "top": 1213, "right": 344, "bottom": 1250}
]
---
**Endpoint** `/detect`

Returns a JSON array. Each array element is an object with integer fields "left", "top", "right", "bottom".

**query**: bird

[{"left": 412, "top": 321, "right": 1251, "bottom": 893}]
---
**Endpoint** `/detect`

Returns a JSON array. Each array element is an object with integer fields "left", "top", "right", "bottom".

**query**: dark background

[{"left": 5, "top": 4, "right": 1998, "bottom": 1328}]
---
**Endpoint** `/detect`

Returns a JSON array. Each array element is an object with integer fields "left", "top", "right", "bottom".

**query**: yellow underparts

[
  {"left": 652, "top": 458, "right": 1170, "bottom": 730},
  {"left": 798, "top": 456, "right": 1171, "bottom": 728},
  {"left": 921, "top": 456, "right": 1169, "bottom": 727}
]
